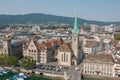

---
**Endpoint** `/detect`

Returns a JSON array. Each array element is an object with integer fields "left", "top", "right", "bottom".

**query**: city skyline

[{"left": 0, "top": 0, "right": 120, "bottom": 22}]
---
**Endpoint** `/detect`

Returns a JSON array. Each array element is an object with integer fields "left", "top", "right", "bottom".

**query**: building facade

[
  {"left": 23, "top": 39, "right": 63, "bottom": 64},
  {"left": 83, "top": 54, "right": 115, "bottom": 77},
  {"left": 83, "top": 41, "right": 102, "bottom": 54},
  {"left": 0, "top": 38, "right": 23, "bottom": 57}
]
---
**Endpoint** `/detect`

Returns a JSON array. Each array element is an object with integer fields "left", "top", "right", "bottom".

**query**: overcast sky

[{"left": 0, "top": 0, "right": 120, "bottom": 22}]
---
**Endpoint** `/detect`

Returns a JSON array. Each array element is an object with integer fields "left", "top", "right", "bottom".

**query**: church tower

[{"left": 72, "top": 12, "right": 79, "bottom": 59}]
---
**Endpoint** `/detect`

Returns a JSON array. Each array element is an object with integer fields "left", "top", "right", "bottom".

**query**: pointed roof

[
  {"left": 73, "top": 12, "right": 79, "bottom": 34},
  {"left": 58, "top": 43, "right": 72, "bottom": 52}
]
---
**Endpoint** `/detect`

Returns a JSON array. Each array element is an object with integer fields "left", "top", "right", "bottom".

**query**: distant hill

[{"left": 0, "top": 13, "right": 120, "bottom": 25}]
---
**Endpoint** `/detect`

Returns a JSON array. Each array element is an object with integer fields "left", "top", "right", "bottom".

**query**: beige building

[
  {"left": 1, "top": 39, "right": 12, "bottom": 55},
  {"left": 83, "top": 54, "right": 115, "bottom": 77},
  {"left": 23, "top": 39, "right": 63, "bottom": 64}
]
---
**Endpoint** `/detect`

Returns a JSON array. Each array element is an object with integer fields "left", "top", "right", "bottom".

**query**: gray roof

[{"left": 11, "top": 40, "right": 23, "bottom": 46}]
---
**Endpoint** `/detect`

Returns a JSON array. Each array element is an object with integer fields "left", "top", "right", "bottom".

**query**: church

[{"left": 57, "top": 14, "right": 82, "bottom": 66}]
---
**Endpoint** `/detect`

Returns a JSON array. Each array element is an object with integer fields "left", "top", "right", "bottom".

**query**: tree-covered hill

[{"left": 0, "top": 13, "right": 120, "bottom": 25}]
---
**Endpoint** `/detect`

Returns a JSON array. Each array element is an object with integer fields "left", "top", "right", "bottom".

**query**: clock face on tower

[
  {"left": 73, "top": 33, "right": 77, "bottom": 41},
  {"left": 73, "top": 33, "right": 77, "bottom": 37}
]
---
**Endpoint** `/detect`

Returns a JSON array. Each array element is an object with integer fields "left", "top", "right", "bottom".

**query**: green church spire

[{"left": 73, "top": 12, "right": 79, "bottom": 34}]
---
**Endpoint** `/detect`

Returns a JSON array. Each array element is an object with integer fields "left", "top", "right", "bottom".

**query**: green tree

[
  {"left": 7, "top": 56, "right": 17, "bottom": 66},
  {"left": 115, "top": 36, "right": 120, "bottom": 40},
  {"left": 0, "top": 54, "right": 4, "bottom": 65},
  {"left": 0, "top": 54, "right": 17, "bottom": 66},
  {"left": 19, "top": 56, "right": 35, "bottom": 69}
]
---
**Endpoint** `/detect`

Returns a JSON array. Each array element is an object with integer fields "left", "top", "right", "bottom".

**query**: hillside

[{"left": 0, "top": 13, "right": 120, "bottom": 25}]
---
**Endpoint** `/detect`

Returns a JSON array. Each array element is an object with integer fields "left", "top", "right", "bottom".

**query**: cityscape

[{"left": 0, "top": 0, "right": 120, "bottom": 80}]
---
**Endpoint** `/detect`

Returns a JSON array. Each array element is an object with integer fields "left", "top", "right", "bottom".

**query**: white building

[
  {"left": 83, "top": 54, "right": 116, "bottom": 77},
  {"left": 83, "top": 41, "right": 102, "bottom": 54},
  {"left": 31, "top": 25, "right": 40, "bottom": 32},
  {"left": 104, "top": 25, "right": 114, "bottom": 32},
  {"left": 115, "top": 58, "right": 120, "bottom": 77},
  {"left": 90, "top": 24, "right": 99, "bottom": 32}
]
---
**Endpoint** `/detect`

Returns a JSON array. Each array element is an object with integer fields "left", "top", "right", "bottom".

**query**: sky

[{"left": 0, "top": 0, "right": 120, "bottom": 22}]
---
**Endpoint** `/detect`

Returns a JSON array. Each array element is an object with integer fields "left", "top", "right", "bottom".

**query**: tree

[
  {"left": 19, "top": 56, "right": 35, "bottom": 69},
  {"left": 0, "top": 54, "right": 4, "bottom": 66},
  {"left": 0, "top": 54, "right": 17, "bottom": 66},
  {"left": 7, "top": 56, "right": 17, "bottom": 66},
  {"left": 115, "top": 36, "right": 120, "bottom": 40}
]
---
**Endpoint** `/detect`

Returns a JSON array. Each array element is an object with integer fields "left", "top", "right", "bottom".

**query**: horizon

[
  {"left": 0, "top": 12, "right": 120, "bottom": 23},
  {"left": 0, "top": 0, "right": 120, "bottom": 22}
]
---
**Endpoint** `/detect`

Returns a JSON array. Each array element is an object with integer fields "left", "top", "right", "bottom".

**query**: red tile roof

[
  {"left": 58, "top": 43, "right": 72, "bottom": 52},
  {"left": 24, "top": 39, "right": 64, "bottom": 51}
]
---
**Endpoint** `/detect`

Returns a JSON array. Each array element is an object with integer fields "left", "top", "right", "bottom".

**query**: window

[
  {"left": 90, "top": 71, "right": 92, "bottom": 73},
  {"left": 101, "top": 72, "right": 103, "bottom": 75},
  {"left": 29, "top": 49, "right": 31, "bottom": 52},
  {"left": 31, "top": 45, "right": 33, "bottom": 47},
  {"left": 64, "top": 53, "right": 66, "bottom": 62},
  {"left": 5, "top": 50, "right": 6, "bottom": 52},
  {"left": 34, "top": 50, "right": 36, "bottom": 52},
  {"left": 66, "top": 54, "right": 68, "bottom": 62},
  {"left": 87, "top": 71, "right": 89, "bottom": 73},
  {"left": 61, "top": 54, "right": 63, "bottom": 62},
  {"left": 110, "top": 73, "right": 112, "bottom": 76},
  {"left": 104, "top": 73, "right": 106, "bottom": 75}
]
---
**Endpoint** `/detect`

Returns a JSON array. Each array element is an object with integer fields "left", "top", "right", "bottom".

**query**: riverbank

[{"left": 0, "top": 71, "right": 64, "bottom": 80}]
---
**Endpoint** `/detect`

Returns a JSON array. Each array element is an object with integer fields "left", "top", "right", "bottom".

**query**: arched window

[
  {"left": 64, "top": 53, "right": 66, "bottom": 62},
  {"left": 66, "top": 54, "right": 68, "bottom": 62},
  {"left": 61, "top": 54, "right": 63, "bottom": 62}
]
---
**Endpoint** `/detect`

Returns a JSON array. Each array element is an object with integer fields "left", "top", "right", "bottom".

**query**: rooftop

[
  {"left": 84, "top": 41, "right": 98, "bottom": 48},
  {"left": 84, "top": 54, "right": 114, "bottom": 64},
  {"left": 58, "top": 43, "right": 72, "bottom": 52}
]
